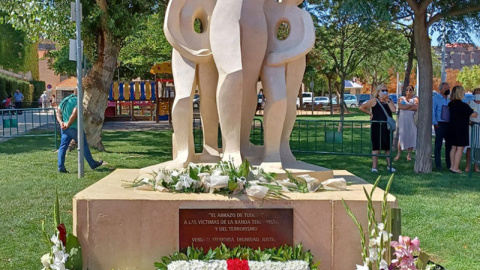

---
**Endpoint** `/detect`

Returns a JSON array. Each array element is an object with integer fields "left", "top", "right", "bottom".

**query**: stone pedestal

[{"left": 73, "top": 169, "right": 396, "bottom": 270}]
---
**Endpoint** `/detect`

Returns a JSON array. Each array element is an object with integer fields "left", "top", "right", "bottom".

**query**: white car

[{"left": 331, "top": 95, "right": 358, "bottom": 108}]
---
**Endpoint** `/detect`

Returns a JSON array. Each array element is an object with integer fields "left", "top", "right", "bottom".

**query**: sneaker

[
  {"left": 92, "top": 160, "right": 104, "bottom": 170},
  {"left": 372, "top": 168, "right": 378, "bottom": 173},
  {"left": 387, "top": 167, "right": 396, "bottom": 172},
  {"left": 59, "top": 169, "right": 68, "bottom": 173}
]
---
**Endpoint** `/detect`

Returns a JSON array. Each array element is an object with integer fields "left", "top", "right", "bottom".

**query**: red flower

[
  {"left": 57, "top": 223, "right": 67, "bottom": 246},
  {"left": 227, "top": 258, "right": 249, "bottom": 270}
]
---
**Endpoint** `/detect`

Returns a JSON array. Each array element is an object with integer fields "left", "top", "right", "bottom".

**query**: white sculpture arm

[
  {"left": 164, "top": 0, "right": 212, "bottom": 62},
  {"left": 266, "top": 11, "right": 315, "bottom": 66}
]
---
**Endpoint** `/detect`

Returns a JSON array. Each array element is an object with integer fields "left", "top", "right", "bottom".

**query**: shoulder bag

[{"left": 376, "top": 98, "right": 396, "bottom": 131}]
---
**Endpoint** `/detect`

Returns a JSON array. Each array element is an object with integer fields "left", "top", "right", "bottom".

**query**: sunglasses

[
  {"left": 381, "top": 89, "right": 388, "bottom": 92},
  {"left": 406, "top": 89, "right": 414, "bottom": 92}
]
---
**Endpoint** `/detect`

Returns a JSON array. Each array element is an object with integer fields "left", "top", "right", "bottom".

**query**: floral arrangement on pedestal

[
  {"left": 40, "top": 189, "right": 82, "bottom": 270},
  {"left": 343, "top": 175, "right": 443, "bottom": 270},
  {"left": 127, "top": 160, "right": 348, "bottom": 199},
  {"left": 154, "top": 243, "right": 319, "bottom": 270}
]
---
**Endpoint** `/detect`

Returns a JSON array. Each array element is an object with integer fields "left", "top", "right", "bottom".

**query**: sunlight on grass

[{"left": 1, "top": 119, "right": 480, "bottom": 269}]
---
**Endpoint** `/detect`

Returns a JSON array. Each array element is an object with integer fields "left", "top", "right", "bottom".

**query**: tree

[
  {"left": 1, "top": 0, "right": 168, "bottom": 150},
  {"left": 355, "top": 29, "right": 410, "bottom": 91},
  {"left": 344, "top": 0, "right": 480, "bottom": 172},
  {"left": 307, "top": 0, "right": 396, "bottom": 120},
  {"left": 117, "top": 13, "right": 172, "bottom": 80},
  {"left": 457, "top": 65, "right": 480, "bottom": 90}
]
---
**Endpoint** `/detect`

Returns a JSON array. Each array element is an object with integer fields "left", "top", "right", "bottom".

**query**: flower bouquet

[
  {"left": 128, "top": 160, "right": 348, "bottom": 199},
  {"left": 40, "top": 189, "right": 82, "bottom": 270},
  {"left": 154, "top": 243, "right": 319, "bottom": 270}
]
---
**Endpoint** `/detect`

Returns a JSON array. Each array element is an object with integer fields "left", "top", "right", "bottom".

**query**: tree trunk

[
  {"left": 413, "top": 11, "right": 433, "bottom": 173},
  {"left": 403, "top": 33, "right": 415, "bottom": 96},
  {"left": 83, "top": 28, "right": 121, "bottom": 151}
]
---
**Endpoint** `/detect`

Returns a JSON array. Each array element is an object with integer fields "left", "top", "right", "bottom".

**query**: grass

[{"left": 1, "top": 114, "right": 480, "bottom": 269}]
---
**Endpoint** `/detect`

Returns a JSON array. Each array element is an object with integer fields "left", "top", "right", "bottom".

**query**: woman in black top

[
  {"left": 360, "top": 84, "right": 397, "bottom": 173},
  {"left": 448, "top": 85, "right": 478, "bottom": 173}
]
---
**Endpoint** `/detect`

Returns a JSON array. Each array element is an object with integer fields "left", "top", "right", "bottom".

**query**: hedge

[
  {"left": 30, "top": 80, "right": 46, "bottom": 101},
  {"left": 0, "top": 73, "right": 33, "bottom": 101}
]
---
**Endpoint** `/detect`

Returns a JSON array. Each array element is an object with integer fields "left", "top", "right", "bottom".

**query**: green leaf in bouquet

[
  {"left": 238, "top": 159, "right": 250, "bottom": 178},
  {"left": 65, "top": 234, "right": 83, "bottom": 270},
  {"left": 228, "top": 181, "right": 238, "bottom": 192},
  {"left": 189, "top": 166, "right": 199, "bottom": 180},
  {"left": 154, "top": 261, "right": 168, "bottom": 270},
  {"left": 54, "top": 188, "right": 60, "bottom": 227},
  {"left": 417, "top": 251, "right": 430, "bottom": 270},
  {"left": 41, "top": 219, "right": 51, "bottom": 248}
]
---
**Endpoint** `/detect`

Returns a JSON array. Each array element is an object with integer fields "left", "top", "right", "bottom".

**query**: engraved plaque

[{"left": 179, "top": 209, "right": 293, "bottom": 250}]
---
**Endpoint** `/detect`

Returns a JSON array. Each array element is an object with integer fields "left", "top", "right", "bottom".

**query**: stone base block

[{"left": 73, "top": 169, "right": 396, "bottom": 270}]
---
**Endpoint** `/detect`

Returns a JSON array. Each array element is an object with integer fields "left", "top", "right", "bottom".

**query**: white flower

[
  {"left": 369, "top": 246, "right": 379, "bottom": 261},
  {"left": 356, "top": 263, "right": 369, "bottom": 270},
  {"left": 321, "top": 178, "right": 348, "bottom": 191},
  {"left": 369, "top": 238, "right": 378, "bottom": 247},
  {"left": 209, "top": 175, "right": 230, "bottom": 189},
  {"left": 379, "top": 259, "right": 388, "bottom": 270},
  {"left": 171, "top": 170, "right": 180, "bottom": 177},
  {"left": 245, "top": 185, "right": 270, "bottom": 199},
  {"left": 50, "top": 234, "right": 60, "bottom": 246},
  {"left": 174, "top": 181, "right": 183, "bottom": 190},
  {"left": 41, "top": 253, "right": 51, "bottom": 268}
]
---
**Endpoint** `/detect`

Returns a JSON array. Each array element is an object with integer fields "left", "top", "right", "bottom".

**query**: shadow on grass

[
  {"left": 0, "top": 136, "right": 57, "bottom": 154},
  {"left": 296, "top": 153, "right": 480, "bottom": 195}
]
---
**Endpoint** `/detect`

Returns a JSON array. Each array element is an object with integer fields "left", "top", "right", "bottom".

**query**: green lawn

[{"left": 1, "top": 116, "right": 480, "bottom": 269}]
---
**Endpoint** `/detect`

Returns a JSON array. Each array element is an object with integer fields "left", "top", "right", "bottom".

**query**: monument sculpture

[
  {"left": 74, "top": 4, "right": 397, "bottom": 270},
  {"left": 260, "top": 0, "right": 315, "bottom": 169},
  {"left": 142, "top": 0, "right": 321, "bottom": 173},
  {"left": 163, "top": 0, "right": 220, "bottom": 169}
]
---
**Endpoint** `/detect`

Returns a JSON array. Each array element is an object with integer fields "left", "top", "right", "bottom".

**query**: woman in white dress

[
  {"left": 465, "top": 88, "right": 480, "bottom": 172},
  {"left": 394, "top": 85, "right": 418, "bottom": 161}
]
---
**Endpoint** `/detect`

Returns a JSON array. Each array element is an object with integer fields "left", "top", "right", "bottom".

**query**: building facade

[{"left": 434, "top": 43, "right": 480, "bottom": 70}]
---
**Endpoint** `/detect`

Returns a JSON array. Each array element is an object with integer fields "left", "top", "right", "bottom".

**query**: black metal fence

[
  {"left": 193, "top": 118, "right": 393, "bottom": 161},
  {"left": 0, "top": 108, "right": 59, "bottom": 148}
]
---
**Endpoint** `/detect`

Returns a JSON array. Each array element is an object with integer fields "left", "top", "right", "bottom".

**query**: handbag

[
  {"left": 441, "top": 105, "right": 450, "bottom": 122},
  {"left": 376, "top": 98, "right": 396, "bottom": 131}
]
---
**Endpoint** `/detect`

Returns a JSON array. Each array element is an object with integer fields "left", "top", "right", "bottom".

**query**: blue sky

[{"left": 431, "top": 31, "right": 480, "bottom": 46}]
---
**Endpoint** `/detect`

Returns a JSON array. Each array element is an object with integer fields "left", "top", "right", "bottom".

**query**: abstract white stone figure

[
  {"left": 261, "top": 0, "right": 315, "bottom": 169},
  {"left": 210, "top": 0, "right": 268, "bottom": 166},
  {"left": 163, "top": 0, "right": 220, "bottom": 168}
]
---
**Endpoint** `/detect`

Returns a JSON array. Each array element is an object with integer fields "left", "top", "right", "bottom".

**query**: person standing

[
  {"left": 448, "top": 86, "right": 478, "bottom": 173},
  {"left": 13, "top": 89, "right": 24, "bottom": 109},
  {"left": 432, "top": 82, "right": 451, "bottom": 170},
  {"left": 56, "top": 94, "right": 103, "bottom": 173},
  {"left": 394, "top": 85, "right": 418, "bottom": 161},
  {"left": 465, "top": 88, "right": 480, "bottom": 172},
  {"left": 40, "top": 91, "right": 49, "bottom": 111},
  {"left": 360, "top": 84, "right": 397, "bottom": 172}
]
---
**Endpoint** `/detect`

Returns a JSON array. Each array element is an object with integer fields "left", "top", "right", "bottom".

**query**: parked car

[
  {"left": 331, "top": 94, "right": 358, "bottom": 107},
  {"left": 296, "top": 92, "right": 314, "bottom": 107},
  {"left": 314, "top": 96, "right": 329, "bottom": 105},
  {"left": 193, "top": 94, "right": 200, "bottom": 108},
  {"left": 356, "top": 94, "right": 371, "bottom": 106}
]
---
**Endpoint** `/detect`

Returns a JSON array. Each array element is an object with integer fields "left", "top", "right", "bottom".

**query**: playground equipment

[{"left": 107, "top": 79, "right": 174, "bottom": 122}]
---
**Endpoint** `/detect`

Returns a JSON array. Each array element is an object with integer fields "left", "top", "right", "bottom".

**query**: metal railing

[
  {"left": 193, "top": 118, "right": 393, "bottom": 162},
  {"left": 469, "top": 122, "right": 480, "bottom": 178},
  {"left": 0, "top": 108, "right": 59, "bottom": 148}
]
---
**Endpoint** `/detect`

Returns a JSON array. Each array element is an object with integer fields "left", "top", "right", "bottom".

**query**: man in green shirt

[{"left": 56, "top": 94, "right": 103, "bottom": 173}]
